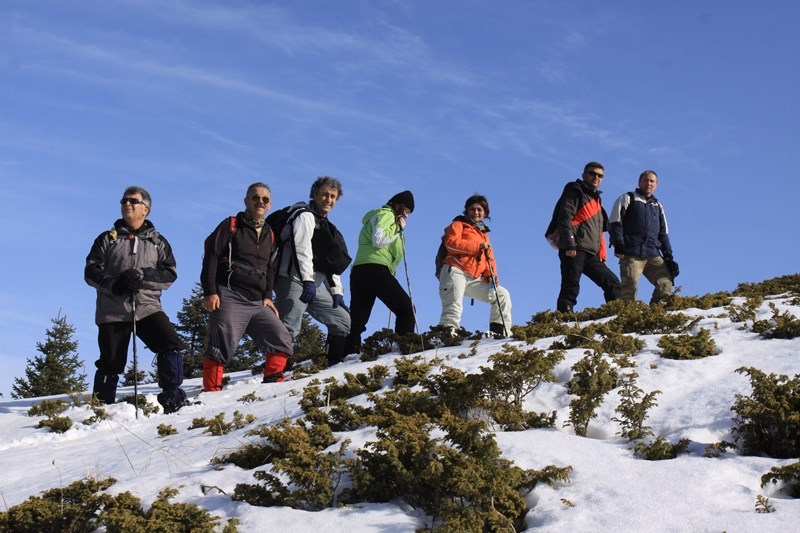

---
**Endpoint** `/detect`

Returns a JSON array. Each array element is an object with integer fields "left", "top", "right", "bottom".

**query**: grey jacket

[{"left": 85, "top": 219, "right": 177, "bottom": 324}]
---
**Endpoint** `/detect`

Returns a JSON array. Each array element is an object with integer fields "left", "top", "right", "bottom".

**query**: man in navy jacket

[{"left": 609, "top": 170, "right": 675, "bottom": 304}]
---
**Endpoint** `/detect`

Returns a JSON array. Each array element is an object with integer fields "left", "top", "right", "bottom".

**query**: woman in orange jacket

[{"left": 438, "top": 194, "right": 512, "bottom": 337}]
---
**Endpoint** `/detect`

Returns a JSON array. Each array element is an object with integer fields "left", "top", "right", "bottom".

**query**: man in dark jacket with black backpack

[
  {"left": 200, "top": 182, "right": 294, "bottom": 389},
  {"left": 609, "top": 170, "right": 676, "bottom": 304},
  {"left": 545, "top": 162, "right": 621, "bottom": 313},
  {"left": 273, "top": 176, "right": 352, "bottom": 367}
]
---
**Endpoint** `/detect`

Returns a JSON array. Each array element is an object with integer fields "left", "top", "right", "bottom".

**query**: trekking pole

[
  {"left": 130, "top": 294, "right": 140, "bottom": 419},
  {"left": 399, "top": 233, "right": 426, "bottom": 353},
  {"left": 484, "top": 248, "right": 508, "bottom": 337}
]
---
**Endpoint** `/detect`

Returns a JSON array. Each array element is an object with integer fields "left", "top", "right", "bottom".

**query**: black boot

[
  {"left": 157, "top": 388, "right": 187, "bottom": 414},
  {"left": 327, "top": 335, "right": 348, "bottom": 367},
  {"left": 93, "top": 372, "right": 119, "bottom": 404},
  {"left": 489, "top": 322, "right": 506, "bottom": 339},
  {"left": 343, "top": 333, "right": 361, "bottom": 357}
]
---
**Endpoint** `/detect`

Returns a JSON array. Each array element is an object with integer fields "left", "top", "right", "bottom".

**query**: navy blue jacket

[{"left": 609, "top": 190, "right": 672, "bottom": 259}]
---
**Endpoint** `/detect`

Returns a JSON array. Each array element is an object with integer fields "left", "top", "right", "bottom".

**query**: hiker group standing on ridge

[{"left": 84, "top": 162, "right": 678, "bottom": 412}]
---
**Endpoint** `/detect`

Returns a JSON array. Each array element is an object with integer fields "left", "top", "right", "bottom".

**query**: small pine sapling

[
  {"left": 612, "top": 371, "right": 660, "bottom": 441},
  {"left": 564, "top": 350, "right": 618, "bottom": 437}
]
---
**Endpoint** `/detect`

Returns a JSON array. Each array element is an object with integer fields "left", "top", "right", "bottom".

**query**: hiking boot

[
  {"left": 488, "top": 322, "right": 506, "bottom": 339},
  {"left": 326, "top": 335, "right": 348, "bottom": 367},
  {"left": 262, "top": 372, "right": 285, "bottom": 383},
  {"left": 158, "top": 388, "right": 187, "bottom": 414}
]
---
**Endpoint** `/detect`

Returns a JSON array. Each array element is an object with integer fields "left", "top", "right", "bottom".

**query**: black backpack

[
  {"left": 267, "top": 203, "right": 352, "bottom": 276},
  {"left": 265, "top": 204, "right": 309, "bottom": 273},
  {"left": 434, "top": 236, "right": 447, "bottom": 279},
  {"left": 312, "top": 217, "right": 352, "bottom": 275}
]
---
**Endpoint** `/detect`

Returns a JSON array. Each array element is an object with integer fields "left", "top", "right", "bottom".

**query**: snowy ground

[{"left": 1, "top": 296, "right": 799, "bottom": 532}]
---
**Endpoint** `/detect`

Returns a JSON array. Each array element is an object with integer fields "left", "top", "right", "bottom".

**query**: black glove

[
  {"left": 111, "top": 269, "right": 143, "bottom": 296},
  {"left": 663, "top": 255, "right": 679, "bottom": 279},
  {"left": 299, "top": 281, "right": 316, "bottom": 304},
  {"left": 667, "top": 259, "right": 680, "bottom": 279}
]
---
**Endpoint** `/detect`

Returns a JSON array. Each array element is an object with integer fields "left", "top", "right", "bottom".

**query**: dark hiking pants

[
  {"left": 557, "top": 250, "right": 621, "bottom": 312},
  {"left": 345, "top": 264, "right": 415, "bottom": 354}
]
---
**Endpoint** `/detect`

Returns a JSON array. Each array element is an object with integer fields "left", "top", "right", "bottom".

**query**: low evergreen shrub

[
  {"left": 481, "top": 344, "right": 564, "bottom": 406},
  {"left": 232, "top": 418, "right": 349, "bottom": 510},
  {"left": 120, "top": 394, "right": 160, "bottom": 416},
  {"left": 393, "top": 355, "right": 434, "bottom": 387},
  {"left": 27, "top": 398, "right": 69, "bottom": 418},
  {"left": 82, "top": 405, "right": 109, "bottom": 425},
  {"left": 605, "top": 301, "right": 699, "bottom": 335},
  {"left": 426, "top": 325, "right": 472, "bottom": 347},
  {"left": 761, "top": 461, "right": 800, "bottom": 498},
  {"left": 704, "top": 440, "right": 736, "bottom": 458},
  {"left": 360, "top": 328, "right": 397, "bottom": 361},
  {"left": 237, "top": 391, "right": 263, "bottom": 403},
  {"left": 732, "top": 367, "right": 800, "bottom": 458},
  {"left": 733, "top": 273, "right": 800, "bottom": 298},
  {"left": 396, "top": 332, "right": 433, "bottom": 355},
  {"left": 0, "top": 477, "right": 235, "bottom": 532},
  {"left": 600, "top": 330, "right": 646, "bottom": 356},
  {"left": 665, "top": 291, "right": 732, "bottom": 311},
  {"left": 751, "top": 303, "right": 800, "bottom": 339},
  {"left": 657, "top": 328, "right": 718, "bottom": 360},
  {"left": 157, "top": 423, "right": 178, "bottom": 437},
  {"left": 634, "top": 436, "right": 690, "bottom": 460},
  {"left": 345, "top": 411, "right": 571, "bottom": 531},
  {"left": 727, "top": 295, "right": 764, "bottom": 325},
  {"left": 37, "top": 415, "right": 73, "bottom": 433},
  {"left": 513, "top": 310, "right": 571, "bottom": 343},
  {"left": 188, "top": 411, "right": 256, "bottom": 436}
]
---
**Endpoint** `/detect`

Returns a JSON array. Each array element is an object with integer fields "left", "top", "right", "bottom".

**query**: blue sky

[{"left": 1, "top": 0, "right": 798, "bottom": 397}]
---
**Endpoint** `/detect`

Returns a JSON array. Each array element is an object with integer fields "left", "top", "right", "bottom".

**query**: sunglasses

[
  {"left": 250, "top": 195, "right": 271, "bottom": 203},
  {"left": 586, "top": 170, "right": 605, "bottom": 178},
  {"left": 120, "top": 197, "right": 147, "bottom": 206}
]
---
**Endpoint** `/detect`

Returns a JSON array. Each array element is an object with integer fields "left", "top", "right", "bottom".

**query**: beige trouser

[
  {"left": 438, "top": 265, "right": 512, "bottom": 336},
  {"left": 619, "top": 255, "right": 673, "bottom": 303}
]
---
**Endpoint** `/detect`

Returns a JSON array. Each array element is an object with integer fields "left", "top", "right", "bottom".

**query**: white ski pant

[{"left": 438, "top": 265, "right": 512, "bottom": 336}]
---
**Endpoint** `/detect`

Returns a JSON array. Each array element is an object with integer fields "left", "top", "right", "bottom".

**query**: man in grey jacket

[
  {"left": 85, "top": 186, "right": 186, "bottom": 413},
  {"left": 273, "top": 176, "right": 351, "bottom": 367}
]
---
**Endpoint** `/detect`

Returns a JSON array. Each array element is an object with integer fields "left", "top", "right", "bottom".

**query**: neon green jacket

[{"left": 353, "top": 205, "right": 404, "bottom": 274}]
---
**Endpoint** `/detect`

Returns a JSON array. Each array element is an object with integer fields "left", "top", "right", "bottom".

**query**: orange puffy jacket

[{"left": 442, "top": 216, "right": 498, "bottom": 281}]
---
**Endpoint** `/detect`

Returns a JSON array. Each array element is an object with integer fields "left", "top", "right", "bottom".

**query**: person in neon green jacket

[{"left": 344, "top": 190, "right": 415, "bottom": 355}]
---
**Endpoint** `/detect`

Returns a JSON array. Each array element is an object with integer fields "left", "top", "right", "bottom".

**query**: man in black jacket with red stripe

[{"left": 545, "top": 162, "right": 621, "bottom": 313}]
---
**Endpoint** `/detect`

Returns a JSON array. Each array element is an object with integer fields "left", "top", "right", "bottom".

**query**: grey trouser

[
  {"left": 205, "top": 287, "right": 294, "bottom": 364},
  {"left": 438, "top": 265, "right": 512, "bottom": 336},
  {"left": 619, "top": 255, "right": 673, "bottom": 304},
  {"left": 274, "top": 274, "right": 351, "bottom": 339}
]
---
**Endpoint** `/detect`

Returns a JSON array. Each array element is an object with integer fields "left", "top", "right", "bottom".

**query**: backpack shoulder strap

[
  {"left": 620, "top": 191, "right": 635, "bottom": 221},
  {"left": 227, "top": 216, "right": 238, "bottom": 275}
]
